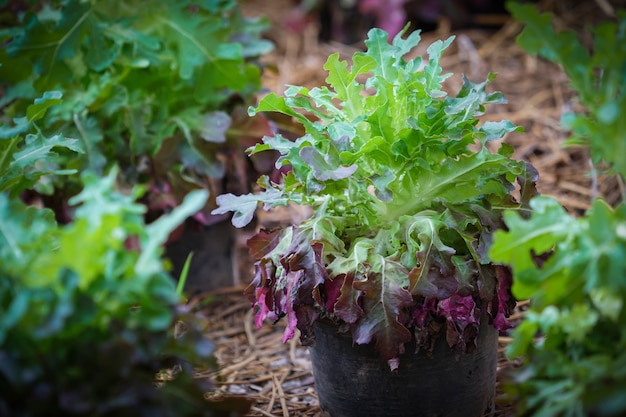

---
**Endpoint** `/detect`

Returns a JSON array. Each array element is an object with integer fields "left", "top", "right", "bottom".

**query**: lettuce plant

[
  {"left": 0, "top": 168, "right": 255, "bottom": 416},
  {"left": 0, "top": 93, "right": 252, "bottom": 416},
  {"left": 490, "top": 3, "right": 626, "bottom": 416},
  {"left": 0, "top": 0, "right": 273, "bottom": 221},
  {"left": 214, "top": 27, "right": 536, "bottom": 367}
]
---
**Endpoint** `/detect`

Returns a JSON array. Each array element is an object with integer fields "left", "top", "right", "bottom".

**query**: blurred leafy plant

[
  {"left": 0, "top": 52, "right": 251, "bottom": 416},
  {"left": 0, "top": 0, "right": 273, "bottom": 221},
  {"left": 490, "top": 3, "right": 626, "bottom": 416},
  {"left": 510, "top": 2, "right": 626, "bottom": 180},
  {"left": 0, "top": 167, "right": 252, "bottom": 416},
  {"left": 0, "top": 91, "right": 83, "bottom": 197}
]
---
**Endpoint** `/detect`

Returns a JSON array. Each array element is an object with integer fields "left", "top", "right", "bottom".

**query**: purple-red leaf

[
  {"left": 408, "top": 249, "right": 458, "bottom": 299},
  {"left": 352, "top": 271, "right": 413, "bottom": 362},
  {"left": 245, "top": 258, "right": 279, "bottom": 328},
  {"left": 322, "top": 275, "right": 343, "bottom": 313},
  {"left": 282, "top": 270, "right": 304, "bottom": 343},
  {"left": 492, "top": 265, "right": 514, "bottom": 331},
  {"left": 438, "top": 294, "right": 479, "bottom": 352},
  {"left": 332, "top": 271, "right": 364, "bottom": 324},
  {"left": 247, "top": 228, "right": 283, "bottom": 259}
]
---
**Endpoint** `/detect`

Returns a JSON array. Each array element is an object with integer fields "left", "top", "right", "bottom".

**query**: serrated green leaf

[
  {"left": 324, "top": 52, "right": 375, "bottom": 120},
  {"left": 0, "top": 117, "right": 29, "bottom": 139},
  {"left": 212, "top": 188, "right": 291, "bottom": 228},
  {"left": 364, "top": 28, "right": 399, "bottom": 80},
  {"left": 151, "top": 4, "right": 253, "bottom": 85},
  {"left": 424, "top": 37, "right": 455, "bottom": 97},
  {"left": 480, "top": 120, "right": 523, "bottom": 141},
  {"left": 84, "top": 18, "right": 119, "bottom": 72},
  {"left": 251, "top": 93, "right": 319, "bottom": 133},
  {"left": 27, "top": 91, "right": 63, "bottom": 123},
  {"left": 11, "top": 133, "right": 82, "bottom": 169},
  {"left": 71, "top": 113, "right": 106, "bottom": 172},
  {"left": 490, "top": 197, "right": 574, "bottom": 268},
  {"left": 0, "top": 93, "right": 85, "bottom": 196}
]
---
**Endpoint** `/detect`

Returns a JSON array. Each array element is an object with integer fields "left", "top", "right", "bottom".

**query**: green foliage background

[
  {"left": 0, "top": 0, "right": 271, "bottom": 415},
  {"left": 490, "top": 3, "right": 626, "bottom": 416},
  {"left": 0, "top": 0, "right": 272, "bottom": 208}
]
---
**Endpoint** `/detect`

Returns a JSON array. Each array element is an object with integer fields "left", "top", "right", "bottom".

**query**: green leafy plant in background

[
  {"left": 489, "top": 3, "right": 626, "bottom": 416},
  {"left": 214, "top": 26, "right": 536, "bottom": 367},
  {"left": 0, "top": 0, "right": 273, "bottom": 223},
  {"left": 0, "top": 91, "right": 83, "bottom": 197},
  {"left": 0, "top": 50, "right": 252, "bottom": 416},
  {"left": 0, "top": 166, "right": 252, "bottom": 416}
]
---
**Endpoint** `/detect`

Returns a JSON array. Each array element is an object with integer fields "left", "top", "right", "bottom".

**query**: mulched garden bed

[{"left": 193, "top": 1, "right": 624, "bottom": 415}]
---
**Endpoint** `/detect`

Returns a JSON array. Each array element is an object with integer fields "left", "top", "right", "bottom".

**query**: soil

[{"left": 190, "top": 1, "right": 625, "bottom": 416}]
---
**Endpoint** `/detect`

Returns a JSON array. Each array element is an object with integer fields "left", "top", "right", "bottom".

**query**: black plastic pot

[{"left": 309, "top": 316, "right": 498, "bottom": 417}]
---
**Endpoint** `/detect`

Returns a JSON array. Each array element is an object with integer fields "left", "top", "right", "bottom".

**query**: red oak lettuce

[{"left": 214, "top": 27, "right": 536, "bottom": 366}]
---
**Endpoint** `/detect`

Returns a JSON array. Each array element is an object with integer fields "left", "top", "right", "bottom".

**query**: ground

[{"left": 192, "top": 1, "right": 624, "bottom": 416}]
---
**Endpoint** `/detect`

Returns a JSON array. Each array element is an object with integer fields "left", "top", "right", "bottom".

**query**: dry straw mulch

[{"left": 195, "top": 1, "right": 624, "bottom": 416}]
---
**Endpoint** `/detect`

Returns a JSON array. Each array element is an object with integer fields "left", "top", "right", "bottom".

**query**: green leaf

[
  {"left": 213, "top": 187, "right": 291, "bottom": 228},
  {"left": 0, "top": 195, "right": 57, "bottom": 267},
  {"left": 250, "top": 93, "right": 319, "bottom": 133},
  {"left": 11, "top": 133, "right": 82, "bottom": 169},
  {"left": 69, "top": 168, "right": 145, "bottom": 222},
  {"left": 139, "top": 189, "right": 208, "bottom": 275},
  {"left": 589, "top": 287, "right": 623, "bottom": 321},
  {"left": 71, "top": 113, "right": 106, "bottom": 173},
  {"left": 0, "top": 117, "right": 29, "bottom": 139},
  {"left": 26, "top": 91, "right": 63, "bottom": 123},
  {"left": 480, "top": 120, "right": 523, "bottom": 141},
  {"left": 84, "top": 17, "right": 119, "bottom": 72},
  {"left": 154, "top": 12, "right": 224, "bottom": 79},
  {"left": 505, "top": 318, "right": 538, "bottom": 358},
  {"left": 0, "top": 290, "right": 30, "bottom": 340},
  {"left": 424, "top": 37, "right": 455, "bottom": 97},
  {"left": 490, "top": 196, "right": 575, "bottom": 273},
  {"left": 324, "top": 52, "right": 376, "bottom": 120}
]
